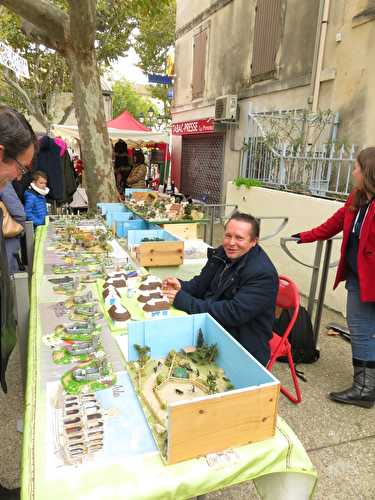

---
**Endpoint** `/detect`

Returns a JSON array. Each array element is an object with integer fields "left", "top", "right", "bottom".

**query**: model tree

[
  {"left": 196, "top": 329, "right": 204, "bottom": 349},
  {"left": 134, "top": 344, "right": 151, "bottom": 369},
  {"left": 206, "top": 371, "right": 218, "bottom": 394},
  {"left": 164, "top": 349, "right": 177, "bottom": 367}
]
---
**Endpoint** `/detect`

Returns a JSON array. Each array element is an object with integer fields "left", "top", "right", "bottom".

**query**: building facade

[{"left": 171, "top": 0, "right": 375, "bottom": 202}]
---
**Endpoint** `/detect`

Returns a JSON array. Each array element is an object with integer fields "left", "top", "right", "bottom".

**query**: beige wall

[
  {"left": 176, "top": 0, "right": 214, "bottom": 30},
  {"left": 226, "top": 184, "right": 347, "bottom": 315},
  {"left": 174, "top": 0, "right": 254, "bottom": 111},
  {"left": 316, "top": 0, "right": 375, "bottom": 145}
]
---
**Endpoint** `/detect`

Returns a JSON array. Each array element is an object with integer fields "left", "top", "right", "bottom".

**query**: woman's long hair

[{"left": 351, "top": 147, "right": 375, "bottom": 210}]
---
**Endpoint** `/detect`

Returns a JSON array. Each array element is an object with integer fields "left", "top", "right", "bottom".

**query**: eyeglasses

[{"left": 12, "top": 157, "right": 29, "bottom": 175}]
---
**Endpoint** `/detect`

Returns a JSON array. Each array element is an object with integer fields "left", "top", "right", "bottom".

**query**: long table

[{"left": 21, "top": 223, "right": 317, "bottom": 500}]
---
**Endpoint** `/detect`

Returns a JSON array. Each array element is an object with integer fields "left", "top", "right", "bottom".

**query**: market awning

[
  {"left": 51, "top": 123, "right": 169, "bottom": 146},
  {"left": 107, "top": 110, "right": 150, "bottom": 131}
]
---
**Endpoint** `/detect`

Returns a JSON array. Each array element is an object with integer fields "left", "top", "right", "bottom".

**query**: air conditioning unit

[{"left": 215, "top": 95, "right": 238, "bottom": 121}]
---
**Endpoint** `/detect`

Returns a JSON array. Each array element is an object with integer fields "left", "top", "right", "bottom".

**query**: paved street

[{"left": 2, "top": 305, "right": 375, "bottom": 498}]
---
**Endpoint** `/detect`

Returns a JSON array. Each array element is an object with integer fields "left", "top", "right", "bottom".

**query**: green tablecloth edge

[{"left": 21, "top": 221, "right": 318, "bottom": 500}]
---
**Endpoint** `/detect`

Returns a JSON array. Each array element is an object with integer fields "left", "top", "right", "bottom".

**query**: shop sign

[
  {"left": 172, "top": 118, "right": 214, "bottom": 136},
  {"left": 0, "top": 42, "right": 29, "bottom": 79}
]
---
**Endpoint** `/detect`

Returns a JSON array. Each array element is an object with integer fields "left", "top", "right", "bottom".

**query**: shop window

[
  {"left": 251, "top": 0, "right": 283, "bottom": 82},
  {"left": 192, "top": 29, "right": 208, "bottom": 99}
]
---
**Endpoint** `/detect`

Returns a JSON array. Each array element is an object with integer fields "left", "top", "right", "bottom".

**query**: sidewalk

[{"left": 1, "top": 307, "right": 374, "bottom": 499}]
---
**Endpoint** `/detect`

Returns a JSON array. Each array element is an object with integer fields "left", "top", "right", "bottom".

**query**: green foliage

[
  {"left": 111, "top": 78, "right": 159, "bottom": 121},
  {"left": 0, "top": 8, "right": 70, "bottom": 127},
  {"left": 164, "top": 349, "right": 177, "bottom": 368},
  {"left": 133, "top": 0, "right": 175, "bottom": 118},
  {"left": 206, "top": 370, "right": 218, "bottom": 394},
  {"left": 191, "top": 342, "right": 218, "bottom": 365},
  {"left": 182, "top": 204, "right": 193, "bottom": 220},
  {"left": 156, "top": 374, "right": 164, "bottom": 386},
  {"left": 233, "top": 177, "right": 263, "bottom": 189},
  {"left": 134, "top": 343, "right": 151, "bottom": 368},
  {"left": 0, "top": 0, "right": 174, "bottom": 125}
]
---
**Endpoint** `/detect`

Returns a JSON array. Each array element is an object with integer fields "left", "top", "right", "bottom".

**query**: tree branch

[
  {"left": 1, "top": 69, "right": 49, "bottom": 130},
  {"left": 0, "top": 0, "right": 69, "bottom": 48},
  {"left": 21, "top": 20, "right": 63, "bottom": 53},
  {"left": 58, "top": 102, "right": 74, "bottom": 125}
]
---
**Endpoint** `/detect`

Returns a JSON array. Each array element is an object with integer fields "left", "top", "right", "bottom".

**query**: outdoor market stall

[
  {"left": 51, "top": 123, "right": 170, "bottom": 148},
  {"left": 21, "top": 216, "right": 317, "bottom": 500}
]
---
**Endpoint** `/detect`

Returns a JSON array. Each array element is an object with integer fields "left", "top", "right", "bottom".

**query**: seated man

[{"left": 163, "top": 212, "right": 278, "bottom": 366}]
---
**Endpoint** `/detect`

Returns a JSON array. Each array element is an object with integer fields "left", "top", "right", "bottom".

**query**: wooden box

[
  {"left": 127, "top": 314, "right": 280, "bottom": 464},
  {"left": 128, "top": 229, "right": 184, "bottom": 267}
]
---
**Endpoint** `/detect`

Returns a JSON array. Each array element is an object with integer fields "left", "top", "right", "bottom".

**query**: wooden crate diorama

[
  {"left": 112, "top": 217, "right": 159, "bottom": 238},
  {"left": 127, "top": 314, "right": 280, "bottom": 464},
  {"left": 97, "top": 202, "right": 126, "bottom": 216},
  {"left": 106, "top": 210, "right": 138, "bottom": 229},
  {"left": 128, "top": 229, "right": 184, "bottom": 267}
]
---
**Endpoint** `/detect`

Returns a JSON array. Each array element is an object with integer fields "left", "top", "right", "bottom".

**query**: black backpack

[{"left": 273, "top": 306, "right": 320, "bottom": 364}]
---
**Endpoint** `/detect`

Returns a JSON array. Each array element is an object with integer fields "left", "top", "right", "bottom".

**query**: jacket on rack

[
  {"left": 34, "top": 136, "right": 64, "bottom": 201},
  {"left": 173, "top": 245, "right": 279, "bottom": 366},
  {"left": 61, "top": 150, "right": 77, "bottom": 203},
  {"left": 0, "top": 208, "right": 17, "bottom": 393},
  {"left": 299, "top": 190, "right": 375, "bottom": 302}
]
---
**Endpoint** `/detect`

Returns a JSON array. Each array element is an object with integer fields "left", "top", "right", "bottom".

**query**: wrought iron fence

[{"left": 241, "top": 109, "right": 358, "bottom": 199}]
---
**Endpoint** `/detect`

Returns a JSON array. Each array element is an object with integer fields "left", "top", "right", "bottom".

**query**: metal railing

[
  {"left": 241, "top": 108, "right": 358, "bottom": 199},
  {"left": 199, "top": 203, "right": 289, "bottom": 246},
  {"left": 281, "top": 236, "right": 342, "bottom": 346}
]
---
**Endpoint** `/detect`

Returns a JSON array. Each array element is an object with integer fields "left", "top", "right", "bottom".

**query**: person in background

[
  {"left": 127, "top": 149, "right": 147, "bottom": 189},
  {"left": 163, "top": 212, "right": 278, "bottom": 366},
  {"left": 294, "top": 147, "right": 375, "bottom": 408},
  {"left": 0, "top": 105, "right": 36, "bottom": 500},
  {"left": 0, "top": 181, "right": 26, "bottom": 273},
  {"left": 24, "top": 170, "right": 49, "bottom": 227}
]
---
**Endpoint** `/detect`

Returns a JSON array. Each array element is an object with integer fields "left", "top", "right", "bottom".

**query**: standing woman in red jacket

[{"left": 296, "top": 147, "right": 375, "bottom": 408}]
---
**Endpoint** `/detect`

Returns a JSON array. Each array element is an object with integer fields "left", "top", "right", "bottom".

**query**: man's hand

[
  {"left": 162, "top": 277, "right": 181, "bottom": 291},
  {"left": 162, "top": 277, "right": 181, "bottom": 305},
  {"left": 164, "top": 288, "right": 179, "bottom": 304}
]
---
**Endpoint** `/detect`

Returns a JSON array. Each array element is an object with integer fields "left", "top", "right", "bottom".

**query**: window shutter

[
  {"left": 251, "top": 0, "right": 282, "bottom": 80},
  {"left": 192, "top": 30, "right": 207, "bottom": 99}
]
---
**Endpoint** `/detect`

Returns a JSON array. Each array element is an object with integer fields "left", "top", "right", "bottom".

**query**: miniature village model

[
  {"left": 51, "top": 224, "right": 114, "bottom": 255},
  {"left": 127, "top": 329, "right": 232, "bottom": 458},
  {"left": 56, "top": 392, "right": 104, "bottom": 465},
  {"left": 98, "top": 272, "right": 176, "bottom": 326},
  {"left": 126, "top": 314, "right": 280, "bottom": 464},
  {"left": 124, "top": 192, "right": 205, "bottom": 222}
]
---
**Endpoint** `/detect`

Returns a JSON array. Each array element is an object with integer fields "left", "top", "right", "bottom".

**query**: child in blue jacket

[{"left": 24, "top": 170, "right": 49, "bottom": 226}]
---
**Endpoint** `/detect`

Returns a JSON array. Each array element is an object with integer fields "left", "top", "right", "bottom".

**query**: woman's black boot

[
  {"left": 0, "top": 485, "right": 20, "bottom": 500},
  {"left": 329, "top": 359, "right": 375, "bottom": 408}
]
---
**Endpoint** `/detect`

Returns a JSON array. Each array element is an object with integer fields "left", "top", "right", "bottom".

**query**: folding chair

[{"left": 267, "top": 275, "right": 302, "bottom": 404}]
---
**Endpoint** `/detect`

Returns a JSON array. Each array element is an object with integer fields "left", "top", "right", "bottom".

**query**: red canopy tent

[{"left": 107, "top": 110, "right": 150, "bottom": 131}]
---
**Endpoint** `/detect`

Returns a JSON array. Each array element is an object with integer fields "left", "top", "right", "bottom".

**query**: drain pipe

[{"left": 311, "top": 0, "right": 331, "bottom": 113}]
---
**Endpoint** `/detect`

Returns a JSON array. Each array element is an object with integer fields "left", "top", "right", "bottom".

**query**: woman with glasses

[
  {"left": 0, "top": 105, "right": 36, "bottom": 500},
  {"left": 0, "top": 106, "right": 36, "bottom": 274}
]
